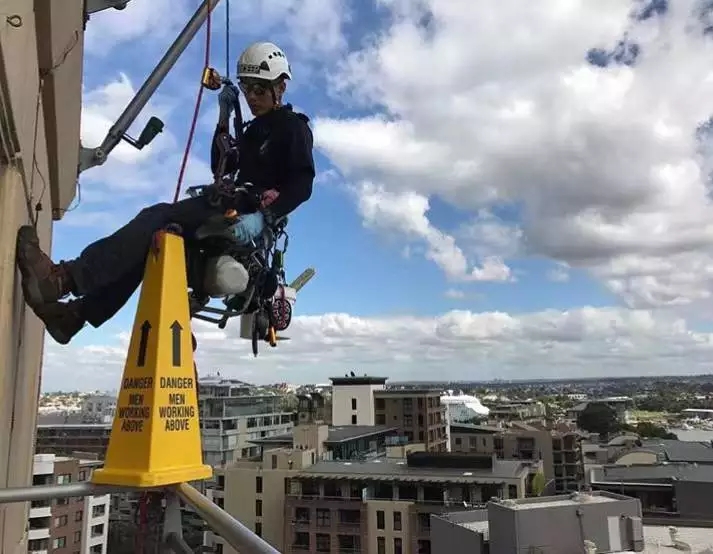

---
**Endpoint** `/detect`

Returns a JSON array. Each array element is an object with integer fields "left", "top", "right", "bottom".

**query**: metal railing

[{"left": 0, "top": 480, "right": 280, "bottom": 554}]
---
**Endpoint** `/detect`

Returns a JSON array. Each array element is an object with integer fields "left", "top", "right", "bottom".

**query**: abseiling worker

[{"left": 16, "top": 41, "right": 315, "bottom": 345}]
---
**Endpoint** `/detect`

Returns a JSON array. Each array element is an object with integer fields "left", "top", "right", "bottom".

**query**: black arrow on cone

[
  {"left": 170, "top": 320, "right": 183, "bottom": 367},
  {"left": 137, "top": 320, "right": 151, "bottom": 367}
]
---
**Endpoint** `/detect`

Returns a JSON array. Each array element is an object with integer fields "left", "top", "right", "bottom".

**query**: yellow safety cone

[{"left": 92, "top": 231, "right": 212, "bottom": 487}]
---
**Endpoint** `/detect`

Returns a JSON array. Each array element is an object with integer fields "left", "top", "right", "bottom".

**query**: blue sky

[{"left": 41, "top": 0, "right": 713, "bottom": 391}]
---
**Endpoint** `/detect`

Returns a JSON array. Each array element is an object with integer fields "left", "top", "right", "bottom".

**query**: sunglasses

[{"left": 238, "top": 80, "right": 273, "bottom": 96}]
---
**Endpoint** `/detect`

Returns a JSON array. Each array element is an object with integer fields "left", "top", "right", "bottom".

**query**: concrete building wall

[
  {"left": 674, "top": 480, "right": 713, "bottom": 520},
  {"left": 365, "top": 500, "right": 413, "bottom": 554},
  {"left": 0, "top": 1, "right": 83, "bottom": 552},
  {"left": 430, "top": 511, "right": 487, "bottom": 554},
  {"left": 331, "top": 384, "right": 380, "bottom": 426}
]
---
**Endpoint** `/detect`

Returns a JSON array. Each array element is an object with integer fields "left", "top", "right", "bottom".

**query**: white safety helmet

[{"left": 237, "top": 42, "right": 292, "bottom": 82}]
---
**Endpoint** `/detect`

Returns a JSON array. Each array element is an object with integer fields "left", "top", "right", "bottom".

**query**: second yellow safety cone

[{"left": 92, "top": 231, "right": 212, "bottom": 488}]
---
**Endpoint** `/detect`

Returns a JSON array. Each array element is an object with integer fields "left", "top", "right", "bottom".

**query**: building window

[
  {"left": 255, "top": 522, "right": 262, "bottom": 536},
  {"left": 509, "top": 485, "right": 518, "bottom": 499},
  {"left": 375, "top": 398, "right": 385, "bottom": 410},
  {"left": 351, "top": 398, "right": 357, "bottom": 410},
  {"left": 316, "top": 533, "right": 330, "bottom": 553},
  {"left": 375, "top": 414, "right": 386, "bottom": 425},
  {"left": 351, "top": 414, "right": 358, "bottom": 425},
  {"left": 295, "top": 507, "right": 310, "bottom": 524},
  {"left": 377, "top": 537, "right": 386, "bottom": 554},
  {"left": 255, "top": 499, "right": 262, "bottom": 517},
  {"left": 78, "top": 470, "right": 87, "bottom": 481},
  {"left": 394, "top": 538, "right": 403, "bottom": 554},
  {"left": 376, "top": 510, "right": 385, "bottom": 530},
  {"left": 293, "top": 532, "right": 310, "bottom": 550},
  {"left": 28, "top": 540, "right": 49, "bottom": 551},
  {"left": 75, "top": 510, "right": 83, "bottom": 521},
  {"left": 418, "top": 540, "right": 431, "bottom": 554},
  {"left": 92, "top": 505, "right": 106, "bottom": 518},
  {"left": 56, "top": 474, "right": 72, "bottom": 485},
  {"left": 393, "top": 511, "right": 402, "bottom": 531},
  {"left": 54, "top": 515, "right": 68, "bottom": 527},
  {"left": 55, "top": 497, "right": 68, "bottom": 506},
  {"left": 91, "top": 524, "right": 104, "bottom": 537},
  {"left": 271, "top": 455, "right": 277, "bottom": 469},
  {"left": 316, "top": 508, "right": 330, "bottom": 527},
  {"left": 52, "top": 537, "right": 67, "bottom": 549},
  {"left": 74, "top": 530, "right": 82, "bottom": 543},
  {"left": 256, "top": 476, "right": 263, "bottom": 494}
]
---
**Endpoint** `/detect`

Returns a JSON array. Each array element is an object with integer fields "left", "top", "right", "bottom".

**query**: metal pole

[
  {"left": 173, "top": 482, "right": 281, "bottom": 554},
  {"left": 0, "top": 482, "right": 121, "bottom": 504},
  {"left": 79, "top": 0, "right": 222, "bottom": 172}
]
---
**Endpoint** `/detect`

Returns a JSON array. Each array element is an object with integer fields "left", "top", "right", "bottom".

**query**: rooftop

[
  {"left": 437, "top": 507, "right": 713, "bottom": 553},
  {"left": 375, "top": 388, "right": 443, "bottom": 396},
  {"left": 639, "top": 439, "right": 713, "bottom": 464},
  {"left": 591, "top": 463, "right": 713, "bottom": 484},
  {"left": 249, "top": 425, "right": 397, "bottom": 446},
  {"left": 330, "top": 375, "right": 388, "bottom": 386},
  {"left": 326, "top": 425, "right": 398, "bottom": 443},
  {"left": 295, "top": 456, "right": 531, "bottom": 482},
  {"left": 637, "top": 525, "right": 713, "bottom": 553}
]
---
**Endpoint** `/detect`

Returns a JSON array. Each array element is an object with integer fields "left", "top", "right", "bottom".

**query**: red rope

[
  {"left": 172, "top": 3, "right": 213, "bottom": 203},
  {"left": 137, "top": 492, "right": 148, "bottom": 553}
]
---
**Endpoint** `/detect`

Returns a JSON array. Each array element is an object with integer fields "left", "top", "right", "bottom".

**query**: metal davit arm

[
  {"left": 174, "top": 482, "right": 281, "bottom": 554},
  {"left": 79, "top": 0, "right": 222, "bottom": 173}
]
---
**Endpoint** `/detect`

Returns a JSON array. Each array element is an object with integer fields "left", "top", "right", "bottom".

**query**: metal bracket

[
  {"left": 162, "top": 491, "right": 193, "bottom": 554},
  {"left": 78, "top": 0, "right": 222, "bottom": 175},
  {"left": 85, "top": 0, "right": 132, "bottom": 15}
]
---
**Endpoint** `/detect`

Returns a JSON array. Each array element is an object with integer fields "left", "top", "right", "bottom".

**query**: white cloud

[
  {"left": 41, "top": 306, "right": 713, "bottom": 391},
  {"left": 444, "top": 288, "right": 465, "bottom": 299},
  {"left": 548, "top": 264, "right": 571, "bottom": 283},
  {"left": 355, "top": 182, "right": 514, "bottom": 282},
  {"left": 80, "top": 74, "right": 211, "bottom": 197},
  {"left": 313, "top": 0, "right": 713, "bottom": 310},
  {"left": 83, "top": 0, "right": 191, "bottom": 55}
]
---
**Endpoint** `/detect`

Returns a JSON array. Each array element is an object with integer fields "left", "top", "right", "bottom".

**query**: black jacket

[{"left": 211, "top": 104, "right": 315, "bottom": 219}]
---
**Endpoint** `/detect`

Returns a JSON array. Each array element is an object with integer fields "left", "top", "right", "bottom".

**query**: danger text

[
  {"left": 158, "top": 392, "right": 195, "bottom": 432},
  {"left": 117, "top": 391, "right": 151, "bottom": 433}
]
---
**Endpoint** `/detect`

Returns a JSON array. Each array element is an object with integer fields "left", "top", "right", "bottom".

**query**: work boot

[
  {"left": 16, "top": 225, "right": 75, "bottom": 308},
  {"left": 34, "top": 301, "right": 86, "bottom": 345}
]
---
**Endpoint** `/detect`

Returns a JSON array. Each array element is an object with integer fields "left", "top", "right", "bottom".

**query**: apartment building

[
  {"left": 198, "top": 376, "right": 295, "bottom": 466},
  {"left": 373, "top": 390, "right": 448, "bottom": 453},
  {"left": 297, "top": 392, "right": 332, "bottom": 426},
  {"left": 450, "top": 423, "right": 583, "bottom": 493},
  {"left": 205, "top": 423, "right": 400, "bottom": 551},
  {"left": 209, "top": 421, "right": 541, "bottom": 554},
  {"left": 80, "top": 395, "right": 116, "bottom": 424},
  {"left": 29, "top": 454, "right": 110, "bottom": 554},
  {"left": 284, "top": 451, "right": 535, "bottom": 554},
  {"left": 330, "top": 376, "right": 448, "bottom": 453},
  {"left": 486, "top": 399, "right": 546, "bottom": 421},
  {"left": 36, "top": 423, "right": 112, "bottom": 459}
]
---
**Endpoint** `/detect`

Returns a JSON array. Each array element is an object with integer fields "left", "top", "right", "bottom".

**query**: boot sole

[{"left": 16, "top": 225, "right": 49, "bottom": 309}]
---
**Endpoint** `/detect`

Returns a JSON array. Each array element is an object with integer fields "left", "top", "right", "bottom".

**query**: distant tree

[
  {"left": 633, "top": 421, "right": 678, "bottom": 440},
  {"left": 531, "top": 472, "right": 546, "bottom": 496},
  {"left": 577, "top": 403, "right": 620, "bottom": 438}
]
